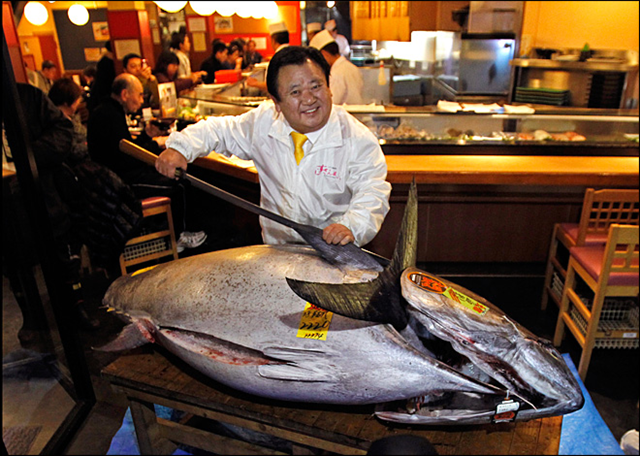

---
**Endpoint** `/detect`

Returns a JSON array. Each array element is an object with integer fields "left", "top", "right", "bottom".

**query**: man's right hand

[{"left": 156, "top": 147, "right": 188, "bottom": 179}]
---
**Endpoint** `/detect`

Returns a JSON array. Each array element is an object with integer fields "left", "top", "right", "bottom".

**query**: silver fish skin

[
  {"left": 102, "top": 244, "right": 497, "bottom": 406},
  {"left": 390, "top": 267, "right": 584, "bottom": 424}
]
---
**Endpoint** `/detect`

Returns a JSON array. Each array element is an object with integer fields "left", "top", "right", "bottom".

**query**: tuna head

[{"left": 399, "top": 268, "right": 584, "bottom": 417}]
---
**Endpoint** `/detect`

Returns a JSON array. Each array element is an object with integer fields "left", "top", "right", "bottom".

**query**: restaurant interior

[{"left": 2, "top": 1, "right": 639, "bottom": 454}]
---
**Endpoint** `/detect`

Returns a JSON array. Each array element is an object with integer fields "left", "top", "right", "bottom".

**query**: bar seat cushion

[
  {"left": 141, "top": 196, "right": 171, "bottom": 210},
  {"left": 570, "top": 245, "right": 639, "bottom": 286},
  {"left": 559, "top": 223, "right": 609, "bottom": 245}
]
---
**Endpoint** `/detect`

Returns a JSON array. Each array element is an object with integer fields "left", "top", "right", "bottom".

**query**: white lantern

[
  {"left": 263, "top": 1, "right": 279, "bottom": 19},
  {"left": 154, "top": 1, "right": 188, "bottom": 13},
  {"left": 189, "top": 1, "right": 216, "bottom": 16},
  {"left": 24, "top": 1, "right": 49, "bottom": 26},
  {"left": 215, "top": 2, "right": 236, "bottom": 17},
  {"left": 236, "top": 3, "right": 253, "bottom": 19},
  {"left": 68, "top": 4, "right": 89, "bottom": 26}
]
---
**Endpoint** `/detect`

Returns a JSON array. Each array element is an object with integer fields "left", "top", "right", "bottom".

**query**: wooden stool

[
  {"left": 553, "top": 224, "right": 639, "bottom": 381},
  {"left": 541, "top": 188, "right": 639, "bottom": 310},
  {"left": 119, "top": 196, "right": 179, "bottom": 275}
]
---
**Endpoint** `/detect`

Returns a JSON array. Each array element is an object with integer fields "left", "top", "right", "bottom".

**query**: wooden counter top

[
  {"left": 194, "top": 154, "right": 638, "bottom": 188},
  {"left": 385, "top": 155, "right": 639, "bottom": 186}
]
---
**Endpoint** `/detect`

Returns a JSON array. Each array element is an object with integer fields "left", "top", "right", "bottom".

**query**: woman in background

[{"left": 153, "top": 50, "right": 204, "bottom": 94}]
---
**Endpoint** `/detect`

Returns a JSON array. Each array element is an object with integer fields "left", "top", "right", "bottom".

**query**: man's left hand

[{"left": 323, "top": 224, "right": 355, "bottom": 245}]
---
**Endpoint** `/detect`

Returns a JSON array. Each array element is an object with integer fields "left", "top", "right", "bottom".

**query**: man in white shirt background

[
  {"left": 156, "top": 46, "right": 390, "bottom": 247},
  {"left": 309, "top": 30, "right": 364, "bottom": 106},
  {"left": 324, "top": 19, "right": 351, "bottom": 59}
]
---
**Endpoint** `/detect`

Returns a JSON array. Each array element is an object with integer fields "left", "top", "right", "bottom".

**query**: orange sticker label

[{"left": 409, "top": 272, "right": 488, "bottom": 316}]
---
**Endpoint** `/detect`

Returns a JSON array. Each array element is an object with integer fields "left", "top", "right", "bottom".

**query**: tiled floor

[{"left": 3, "top": 258, "right": 638, "bottom": 455}]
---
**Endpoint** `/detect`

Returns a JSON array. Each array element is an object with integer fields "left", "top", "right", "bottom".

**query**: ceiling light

[
  {"left": 263, "top": 1, "right": 279, "bottom": 19},
  {"left": 327, "top": 1, "right": 335, "bottom": 8},
  {"left": 154, "top": 1, "right": 188, "bottom": 13},
  {"left": 24, "top": 2, "right": 49, "bottom": 26},
  {"left": 189, "top": 1, "right": 216, "bottom": 16},
  {"left": 68, "top": 4, "right": 89, "bottom": 26}
]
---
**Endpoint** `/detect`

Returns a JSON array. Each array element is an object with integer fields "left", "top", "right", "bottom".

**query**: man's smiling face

[{"left": 271, "top": 59, "right": 332, "bottom": 134}]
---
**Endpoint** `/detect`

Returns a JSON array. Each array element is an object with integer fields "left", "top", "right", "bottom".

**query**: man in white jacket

[
  {"left": 156, "top": 46, "right": 390, "bottom": 247},
  {"left": 309, "top": 30, "right": 364, "bottom": 105}
]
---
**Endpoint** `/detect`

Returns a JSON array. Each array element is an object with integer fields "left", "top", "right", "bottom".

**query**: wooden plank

[
  {"left": 158, "top": 417, "right": 287, "bottom": 455},
  {"left": 129, "top": 399, "right": 178, "bottom": 455},
  {"left": 536, "top": 416, "right": 562, "bottom": 455},
  {"left": 103, "top": 352, "right": 563, "bottom": 455}
]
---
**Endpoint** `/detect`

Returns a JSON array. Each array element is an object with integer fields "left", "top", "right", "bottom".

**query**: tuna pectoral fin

[
  {"left": 285, "top": 181, "right": 419, "bottom": 331},
  {"left": 286, "top": 277, "right": 408, "bottom": 330},
  {"left": 258, "top": 347, "right": 338, "bottom": 382},
  {"left": 93, "top": 323, "right": 152, "bottom": 352}
]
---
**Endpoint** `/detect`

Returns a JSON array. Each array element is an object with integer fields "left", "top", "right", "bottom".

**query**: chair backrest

[
  {"left": 601, "top": 224, "right": 639, "bottom": 281},
  {"left": 576, "top": 189, "right": 639, "bottom": 245}
]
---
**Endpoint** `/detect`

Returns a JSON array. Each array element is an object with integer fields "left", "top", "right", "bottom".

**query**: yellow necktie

[{"left": 290, "top": 131, "right": 308, "bottom": 166}]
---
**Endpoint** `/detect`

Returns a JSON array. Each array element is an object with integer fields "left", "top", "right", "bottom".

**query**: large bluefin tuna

[{"left": 100, "top": 182, "right": 583, "bottom": 425}]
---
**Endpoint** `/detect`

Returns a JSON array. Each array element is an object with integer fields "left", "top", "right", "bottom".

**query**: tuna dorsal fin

[{"left": 286, "top": 180, "right": 418, "bottom": 330}]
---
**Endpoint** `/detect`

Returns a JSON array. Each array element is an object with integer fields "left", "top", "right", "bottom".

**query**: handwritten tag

[{"left": 297, "top": 303, "right": 333, "bottom": 340}]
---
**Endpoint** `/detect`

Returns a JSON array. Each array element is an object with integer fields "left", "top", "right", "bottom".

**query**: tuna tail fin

[{"left": 286, "top": 180, "right": 418, "bottom": 330}]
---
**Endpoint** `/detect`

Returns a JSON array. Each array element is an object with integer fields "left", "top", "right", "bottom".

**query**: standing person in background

[
  {"left": 123, "top": 53, "right": 159, "bottom": 110},
  {"left": 28, "top": 60, "right": 58, "bottom": 94},
  {"left": 243, "top": 39, "right": 263, "bottom": 69},
  {"left": 324, "top": 20, "right": 351, "bottom": 59},
  {"left": 153, "top": 50, "right": 205, "bottom": 95},
  {"left": 200, "top": 39, "right": 228, "bottom": 84},
  {"left": 170, "top": 31, "right": 195, "bottom": 78},
  {"left": 310, "top": 30, "right": 363, "bottom": 105},
  {"left": 246, "top": 21, "right": 290, "bottom": 92},
  {"left": 306, "top": 22, "right": 322, "bottom": 44},
  {"left": 88, "top": 41, "right": 116, "bottom": 113}
]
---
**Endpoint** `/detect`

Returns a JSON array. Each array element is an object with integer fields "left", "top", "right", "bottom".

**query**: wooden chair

[
  {"left": 119, "top": 196, "right": 179, "bottom": 275},
  {"left": 541, "top": 188, "right": 639, "bottom": 310},
  {"left": 553, "top": 224, "right": 639, "bottom": 381}
]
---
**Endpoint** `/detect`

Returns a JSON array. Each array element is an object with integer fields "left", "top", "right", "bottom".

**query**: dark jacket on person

[
  {"left": 155, "top": 71, "right": 195, "bottom": 94},
  {"left": 88, "top": 53, "right": 116, "bottom": 112},
  {"left": 87, "top": 96, "right": 160, "bottom": 183},
  {"left": 200, "top": 56, "right": 225, "bottom": 84}
]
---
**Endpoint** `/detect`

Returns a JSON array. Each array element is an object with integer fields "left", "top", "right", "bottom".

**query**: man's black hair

[
  {"left": 122, "top": 53, "right": 142, "bottom": 69},
  {"left": 212, "top": 39, "right": 227, "bottom": 55},
  {"left": 271, "top": 31, "right": 290, "bottom": 46},
  {"left": 266, "top": 46, "right": 331, "bottom": 101},
  {"left": 42, "top": 60, "right": 56, "bottom": 70},
  {"left": 320, "top": 42, "right": 340, "bottom": 56},
  {"left": 170, "top": 31, "right": 187, "bottom": 50}
]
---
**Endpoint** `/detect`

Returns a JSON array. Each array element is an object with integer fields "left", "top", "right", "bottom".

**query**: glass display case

[{"left": 178, "top": 88, "right": 638, "bottom": 156}]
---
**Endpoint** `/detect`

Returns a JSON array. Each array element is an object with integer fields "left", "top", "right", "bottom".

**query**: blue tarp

[{"left": 107, "top": 354, "right": 622, "bottom": 455}]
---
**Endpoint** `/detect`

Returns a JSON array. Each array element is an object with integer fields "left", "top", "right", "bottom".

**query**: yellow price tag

[{"left": 297, "top": 302, "right": 333, "bottom": 340}]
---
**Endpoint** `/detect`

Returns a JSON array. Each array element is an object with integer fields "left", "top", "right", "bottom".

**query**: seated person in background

[
  {"left": 123, "top": 53, "right": 159, "bottom": 110},
  {"left": 81, "top": 64, "right": 97, "bottom": 92},
  {"left": 156, "top": 46, "right": 390, "bottom": 247},
  {"left": 12, "top": 82, "right": 100, "bottom": 330},
  {"left": 48, "top": 78, "right": 144, "bottom": 281},
  {"left": 28, "top": 60, "right": 58, "bottom": 94},
  {"left": 243, "top": 39, "right": 263, "bottom": 69},
  {"left": 222, "top": 40, "right": 244, "bottom": 71},
  {"left": 88, "top": 73, "right": 207, "bottom": 252},
  {"left": 310, "top": 30, "right": 364, "bottom": 105},
  {"left": 170, "top": 31, "right": 195, "bottom": 78},
  {"left": 153, "top": 50, "right": 205, "bottom": 95},
  {"left": 200, "top": 39, "right": 228, "bottom": 84}
]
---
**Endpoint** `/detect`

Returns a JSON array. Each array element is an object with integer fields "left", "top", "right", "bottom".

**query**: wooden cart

[{"left": 102, "top": 349, "right": 563, "bottom": 455}]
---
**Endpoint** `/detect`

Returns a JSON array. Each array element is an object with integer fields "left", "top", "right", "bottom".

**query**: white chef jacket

[
  {"left": 330, "top": 56, "right": 364, "bottom": 105},
  {"left": 335, "top": 34, "right": 351, "bottom": 59},
  {"left": 165, "top": 101, "right": 391, "bottom": 246},
  {"left": 172, "top": 49, "right": 192, "bottom": 77}
]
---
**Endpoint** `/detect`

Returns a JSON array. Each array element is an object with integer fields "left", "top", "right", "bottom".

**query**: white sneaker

[{"left": 177, "top": 231, "right": 207, "bottom": 253}]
